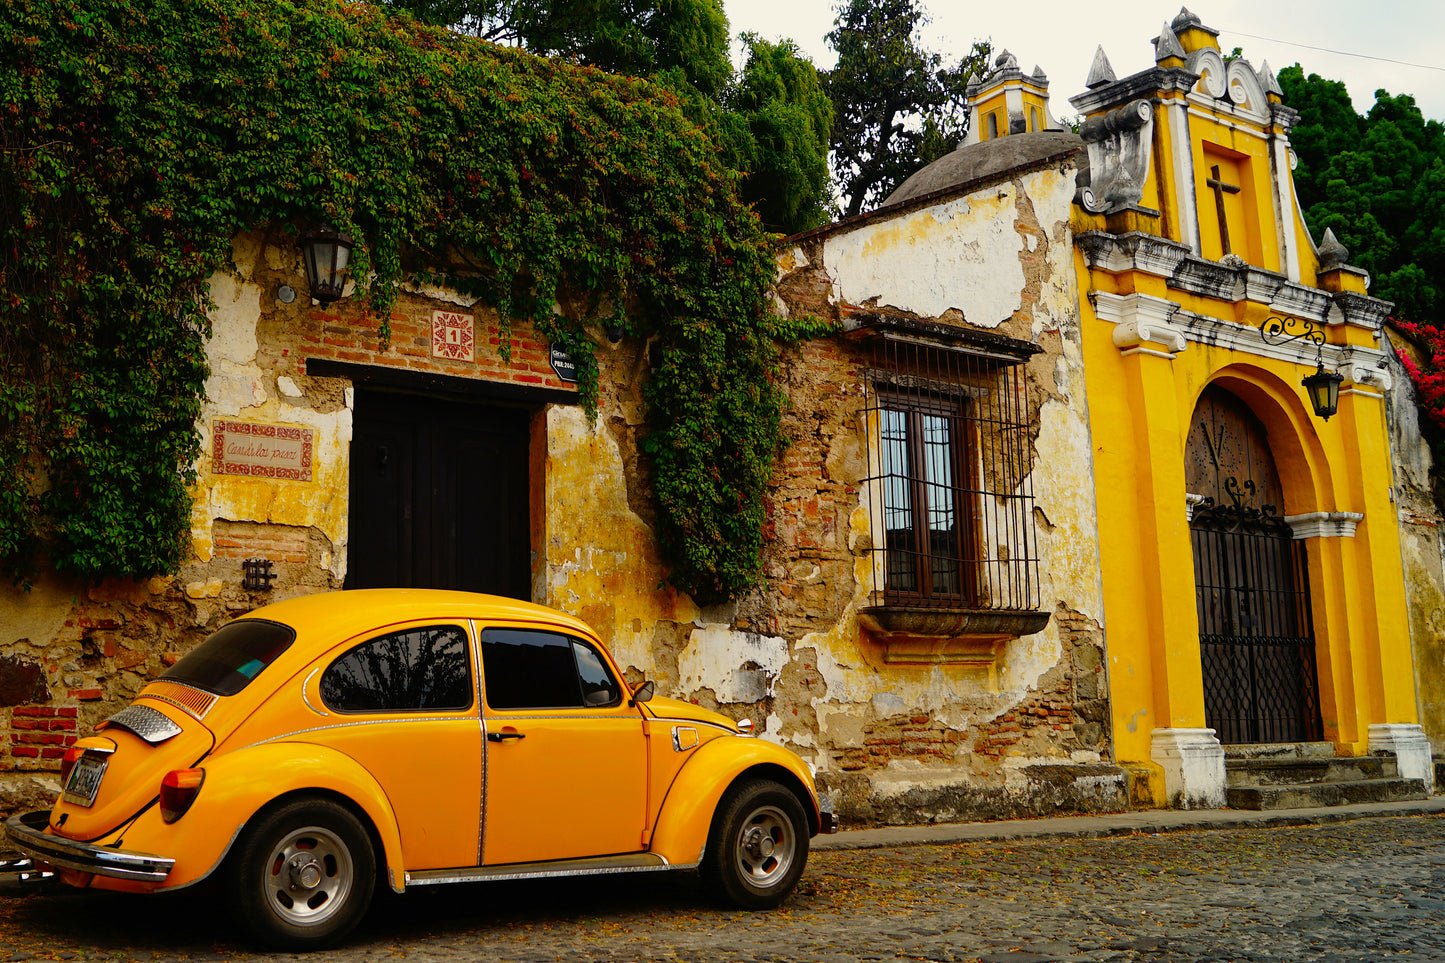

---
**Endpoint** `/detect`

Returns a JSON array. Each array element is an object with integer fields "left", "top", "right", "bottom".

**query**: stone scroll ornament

[{"left": 1075, "top": 98, "right": 1154, "bottom": 214}]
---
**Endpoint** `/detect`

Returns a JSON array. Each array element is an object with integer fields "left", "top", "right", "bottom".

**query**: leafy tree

[
  {"left": 823, "top": 0, "right": 990, "bottom": 217},
  {"left": 1280, "top": 65, "right": 1445, "bottom": 329},
  {"left": 719, "top": 34, "right": 834, "bottom": 233},
  {"left": 383, "top": 0, "right": 830, "bottom": 233}
]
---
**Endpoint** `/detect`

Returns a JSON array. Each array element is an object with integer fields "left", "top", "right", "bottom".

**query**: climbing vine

[{"left": 0, "top": 0, "right": 818, "bottom": 601}]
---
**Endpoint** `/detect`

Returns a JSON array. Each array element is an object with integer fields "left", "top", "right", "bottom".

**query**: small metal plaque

[
  {"left": 213, "top": 421, "right": 314, "bottom": 481},
  {"left": 63, "top": 755, "right": 107, "bottom": 807},
  {"left": 549, "top": 344, "right": 578, "bottom": 384}
]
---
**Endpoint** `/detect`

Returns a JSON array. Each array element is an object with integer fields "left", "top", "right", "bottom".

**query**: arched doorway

[{"left": 1186, "top": 385, "right": 1323, "bottom": 744}]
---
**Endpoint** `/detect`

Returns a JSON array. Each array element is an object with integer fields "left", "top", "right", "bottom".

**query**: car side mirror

[{"left": 629, "top": 680, "right": 654, "bottom": 706}]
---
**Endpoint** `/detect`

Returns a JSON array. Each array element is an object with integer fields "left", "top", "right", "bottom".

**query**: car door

[
  {"left": 478, "top": 625, "right": 647, "bottom": 865},
  {"left": 309, "top": 621, "right": 483, "bottom": 871}
]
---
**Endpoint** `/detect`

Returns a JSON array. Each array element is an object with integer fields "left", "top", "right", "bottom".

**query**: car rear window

[{"left": 160, "top": 618, "right": 297, "bottom": 696}]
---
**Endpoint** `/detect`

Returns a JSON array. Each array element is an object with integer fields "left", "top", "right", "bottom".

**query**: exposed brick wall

[{"left": 5, "top": 705, "right": 79, "bottom": 768}]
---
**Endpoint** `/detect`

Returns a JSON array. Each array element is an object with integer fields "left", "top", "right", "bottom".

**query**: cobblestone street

[{"left": 3, "top": 814, "right": 1444, "bottom": 962}]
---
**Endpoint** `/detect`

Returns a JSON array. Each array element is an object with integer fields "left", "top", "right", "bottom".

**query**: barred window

[{"left": 863, "top": 326, "right": 1042, "bottom": 614}]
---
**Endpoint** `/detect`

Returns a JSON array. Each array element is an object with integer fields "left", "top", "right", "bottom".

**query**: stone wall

[{"left": 1384, "top": 330, "right": 1445, "bottom": 761}]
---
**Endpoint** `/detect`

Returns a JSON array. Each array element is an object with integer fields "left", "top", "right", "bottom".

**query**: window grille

[{"left": 862, "top": 331, "right": 1041, "bottom": 613}]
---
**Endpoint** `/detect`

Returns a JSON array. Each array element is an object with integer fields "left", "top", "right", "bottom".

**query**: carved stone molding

[
  {"left": 1092, "top": 291, "right": 1186, "bottom": 356},
  {"left": 1150, "top": 728, "right": 1226, "bottom": 810},
  {"left": 859, "top": 607, "right": 1051, "bottom": 665},
  {"left": 1284, "top": 511, "right": 1364, "bottom": 539}
]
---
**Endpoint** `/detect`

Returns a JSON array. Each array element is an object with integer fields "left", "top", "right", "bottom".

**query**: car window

[
  {"left": 160, "top": 618, "right": 297, "bottom": 697},
  {"left": 479, "top": 628, "right": 621, "bottom": 709},
  {"left": 321, "top": 625, "right": 473, "bottom": 712}
]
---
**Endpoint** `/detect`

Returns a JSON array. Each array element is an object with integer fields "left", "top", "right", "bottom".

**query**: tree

[
  {"left": 382, "top": 0, "right": 831, "bottom": 234},
  {"left": 823, "top": 0, "right": 990, "bottom": 218},
  {"left": 1279, "top": 66, "right": 1445, "bottom": 331},
  {"left": 720, "top": 35, "right": 835, "bottom": 233}
]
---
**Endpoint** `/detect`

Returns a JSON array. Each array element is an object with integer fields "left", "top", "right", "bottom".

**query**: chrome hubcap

[
  {"left": 733, "top": 805, "right": 793, "bottom": 888},
  {"left": 263, "top": 825, "right": 353, "bottom": 926}
]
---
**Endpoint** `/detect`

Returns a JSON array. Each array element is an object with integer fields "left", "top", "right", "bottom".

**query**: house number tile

[{"left": 432, "top": 310, "right": 475, "bottom": 362}]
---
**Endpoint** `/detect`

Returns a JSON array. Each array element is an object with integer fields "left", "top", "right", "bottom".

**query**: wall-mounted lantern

[
  {"left": 299, "top": 224, "right": 354, "bottom": 304},
  {"left": 1259, "top": 315, "right": 1343, "bottom": 422},
  {"left": 1301, "top": 359, "right": 1344, "bottom": 421}
]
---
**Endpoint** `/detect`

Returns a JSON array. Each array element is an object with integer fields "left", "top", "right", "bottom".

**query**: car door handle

[{"left": 487, "top": 730, "right": 525, "bottom": 742}]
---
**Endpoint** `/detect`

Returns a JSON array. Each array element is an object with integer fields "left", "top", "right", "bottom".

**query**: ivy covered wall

[{"left": 1, "top": 0, "right": 815, "bottom": 601}]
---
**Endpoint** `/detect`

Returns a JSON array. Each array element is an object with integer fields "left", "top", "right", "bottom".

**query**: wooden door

[{"left": 347, "top": 390, "right": 531, "bottom": 599}]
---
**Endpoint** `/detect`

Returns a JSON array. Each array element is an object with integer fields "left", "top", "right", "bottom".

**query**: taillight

[
  {"left": 159, "top": 768, "right": 205, "bottom": 823},
  {"left": 60, "top": 746, "right": 86, "bottom": 785}
]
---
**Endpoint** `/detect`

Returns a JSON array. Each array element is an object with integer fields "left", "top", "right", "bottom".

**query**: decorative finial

[
  {"left": 994, "top": 49, "right": 1019, "bottom": 73},
  {"left": 1031, "top": 65, "right": 1048, "bottom": 83},
  {"left": 1318, "top": 228, "right": 1349, "bottom": 271},
  {"left": 1154, "top": 22, "right": 1187, "bottom": 62},
  {"left": 1086, "top": 46, "right": 1116, "bottom": 88},
  {"left": 1172, "top": 6, "right": 1202, "bottom": 30},
  {"left": 1258, "top": 61, "right": 1283, "bottom": 97}
]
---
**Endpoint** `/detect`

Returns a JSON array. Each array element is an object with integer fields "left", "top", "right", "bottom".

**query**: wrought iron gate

[{"left": 1192, "top": 478, "right": 1323, "bottom": 745}]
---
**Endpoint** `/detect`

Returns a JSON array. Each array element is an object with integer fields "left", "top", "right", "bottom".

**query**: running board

[{"left": 405, "top": 852, "right": 691, "bottom": 887}]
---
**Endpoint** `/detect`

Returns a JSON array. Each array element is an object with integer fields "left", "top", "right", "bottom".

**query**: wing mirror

[{"left": 629, "top": 680, "right": 655, "bottom": 706}]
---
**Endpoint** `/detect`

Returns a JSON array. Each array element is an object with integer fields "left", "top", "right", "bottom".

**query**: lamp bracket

[{"left": 1259, "top": 315, "right": 1325, "bottom": 350}]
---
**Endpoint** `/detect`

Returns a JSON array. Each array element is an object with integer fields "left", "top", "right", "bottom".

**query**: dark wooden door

[
  {"left": 1187, "top": 386, "right": 1322, "bottom": 744},
  {"left": 347, "top": 390, "right": 531, "bottom": 599}
]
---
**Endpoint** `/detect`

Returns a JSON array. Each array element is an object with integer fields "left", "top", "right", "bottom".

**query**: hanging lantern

[
  {"left": 1301, "top": 359, "right": 1344, "bottom": 421},
  {"left": 299, "top": 224, "right": 354, "bottom": 305}
]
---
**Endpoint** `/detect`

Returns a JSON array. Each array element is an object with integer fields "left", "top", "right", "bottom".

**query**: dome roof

[{"left": 881, "top": 130, "right": 1083, "bottom": 210}]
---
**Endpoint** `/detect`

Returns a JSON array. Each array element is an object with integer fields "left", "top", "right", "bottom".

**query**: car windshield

[{"left": 160, "top": 618, "right": 297, "bottom": 696}]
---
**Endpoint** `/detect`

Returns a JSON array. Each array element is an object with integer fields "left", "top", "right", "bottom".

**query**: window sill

[{"left": 859, "top": 606, "right": 1051, "bottom": 665}]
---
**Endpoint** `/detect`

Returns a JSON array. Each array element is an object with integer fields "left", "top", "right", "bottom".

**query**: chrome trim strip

[
  {"left": 4, "top": 811, "right": 174, "bottom": 884},
  {"left": 300, "top": 668, "right": 330, "bottom": 717},
  {"left": 647, "top": 716, "right": 738, "bottom": 734},
  {"left": 234, "top": 715, "right": 476, "bottom": 754},
  {"left": 405, "top": 852, "right": 683, "bottom": 886}
]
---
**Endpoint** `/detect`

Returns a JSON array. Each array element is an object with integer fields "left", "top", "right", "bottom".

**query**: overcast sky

[{"left": 724, "top": 1, "right": 1445, "bottom": 123}]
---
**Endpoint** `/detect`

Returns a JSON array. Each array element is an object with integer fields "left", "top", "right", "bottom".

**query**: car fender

[
  {"left": 648, "top": 736, "right": 819, "bottom": 866},
  {"left": 112, "top": 741, "right": 406, "bottom": 894}
]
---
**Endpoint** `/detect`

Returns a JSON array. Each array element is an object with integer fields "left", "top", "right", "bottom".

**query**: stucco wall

[{"left": 2, "top": 162, "right": 1126, "bottom": 824}]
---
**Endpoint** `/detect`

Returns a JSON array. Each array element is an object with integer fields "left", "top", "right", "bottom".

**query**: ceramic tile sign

[
  {"left": 432, "top": 310, "right": 475, "bottom": 361},
  {"left": 213, "top": 421, "right": 314, "bottom": 482}
]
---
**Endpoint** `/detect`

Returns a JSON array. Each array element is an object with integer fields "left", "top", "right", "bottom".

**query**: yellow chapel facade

[{"left": 1012, "top": 9, "right": 1426, "bottom": 805}]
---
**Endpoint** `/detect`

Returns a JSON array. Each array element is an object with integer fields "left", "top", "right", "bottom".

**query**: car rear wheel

[
  {"left": 228, "top": 797, "right": 375, "bottom": 949},
  {"left": 702, "top": 778, "right": 808, "bottom": 909}
]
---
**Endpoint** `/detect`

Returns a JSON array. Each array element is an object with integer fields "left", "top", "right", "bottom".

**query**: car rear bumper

[
  {"left": 819, "top": 810, "right": 840, "bottom": 834},
  {"left": 4, "top": 810, "right": 174, "bottom": 883}
]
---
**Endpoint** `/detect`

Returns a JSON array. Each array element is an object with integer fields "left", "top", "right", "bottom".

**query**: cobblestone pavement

[{"left": 3, "top": 814, "right": 1444, "bottom": 962}]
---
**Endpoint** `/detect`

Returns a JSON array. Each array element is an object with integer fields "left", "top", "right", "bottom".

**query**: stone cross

[{"left": 1206, "top": 164, "right": 1241, "bottom": 256}]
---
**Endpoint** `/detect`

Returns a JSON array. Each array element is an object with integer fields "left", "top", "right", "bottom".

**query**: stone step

[
  {"left": 1225, "top": 755, "right": 1398, "bottom": 788},
  {"left": 1222, "top": 741, "right": 1336, "bottom": 762},
  {"left": 1227, "top": 777, "right": 1429, "bottom": 811}
]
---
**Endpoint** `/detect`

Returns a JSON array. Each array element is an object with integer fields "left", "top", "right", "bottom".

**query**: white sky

[{"left": 724, "top": 1, "right": 1445, "bottom": 123}]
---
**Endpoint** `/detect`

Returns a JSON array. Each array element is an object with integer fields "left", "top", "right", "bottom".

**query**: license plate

[{"left": 62, "top": 755, "right": 108, "bottom": 807}]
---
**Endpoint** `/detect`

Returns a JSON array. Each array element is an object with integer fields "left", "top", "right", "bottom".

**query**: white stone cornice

[
  {"left": 1092, "top": 291, "right": 1187, "bottom": 355},
  {"left": 1339, "top": 346, "right": 1394, "bottom": 391},
  {"left": 1284, "top": 511, "right": 1364, "bottom": 539}
]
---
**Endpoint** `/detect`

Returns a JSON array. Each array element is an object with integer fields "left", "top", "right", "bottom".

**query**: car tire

[
  {"left": 228, "top": 797, "right": 376, "bottom": 950},
  {"left": 702, "top": 778, "right": 809, "bottom": 909}
]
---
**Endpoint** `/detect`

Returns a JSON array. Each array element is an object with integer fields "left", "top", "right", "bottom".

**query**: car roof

[{"left": 235, "top": 589, "right": 599, "bottom": 643}]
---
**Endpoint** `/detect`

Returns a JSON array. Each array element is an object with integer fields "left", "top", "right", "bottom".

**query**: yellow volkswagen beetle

[{"left": 6, "top": 590, "right": 835, "bottom": 948}]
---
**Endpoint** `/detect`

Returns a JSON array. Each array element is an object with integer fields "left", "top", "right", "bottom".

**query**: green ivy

[{"left": 0, "top": 0, "right": 824, "bottom": 601}]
